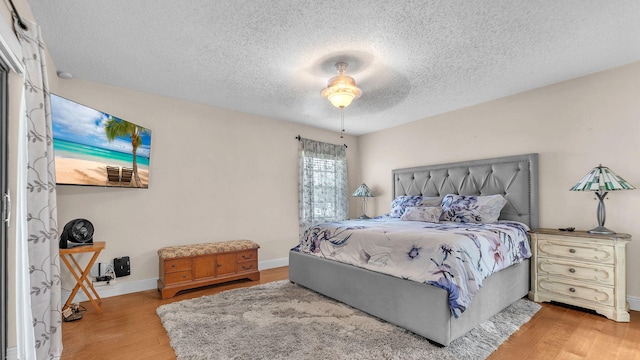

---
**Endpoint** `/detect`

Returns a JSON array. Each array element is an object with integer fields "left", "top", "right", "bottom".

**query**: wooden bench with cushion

[{"left": 157, "top": 239, "right": 260, "bottom": 299}]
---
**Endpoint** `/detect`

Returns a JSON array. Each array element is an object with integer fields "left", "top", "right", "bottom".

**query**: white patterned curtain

[
  {"left": 298, "top": 137, "right": 348, "bottom": 236},
  {"left": 14, "top": 19, "right": 62, "bottom": 360}
]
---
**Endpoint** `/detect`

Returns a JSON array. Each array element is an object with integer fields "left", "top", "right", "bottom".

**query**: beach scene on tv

[{"left": 51, "top": 94, "right": 152, "bottom": 188}]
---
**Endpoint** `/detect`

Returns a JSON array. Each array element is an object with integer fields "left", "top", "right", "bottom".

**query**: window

[
  {"left": 298, "top": 138, "right": 348, "bottom": 235},
  {"left": 305, "top": 156, "right": 339, "bottom": 219}
]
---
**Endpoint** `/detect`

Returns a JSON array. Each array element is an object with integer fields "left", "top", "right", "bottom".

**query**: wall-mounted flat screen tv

[{"left": 51, "top": 94, "right": 152, "bottom": 188}]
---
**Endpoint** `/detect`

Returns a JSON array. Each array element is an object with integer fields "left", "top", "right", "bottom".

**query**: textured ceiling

[{"left": 27, "top": 0, "right": 640, "bottom": 136}]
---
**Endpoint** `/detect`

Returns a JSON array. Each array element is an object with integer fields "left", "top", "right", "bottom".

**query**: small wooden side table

[{"left": 60, "top": 241, "right": 106, "bottom": 313}]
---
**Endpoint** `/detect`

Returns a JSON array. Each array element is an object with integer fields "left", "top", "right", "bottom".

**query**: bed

[{"left": 289, "top": 153, "right": 539, "bottom": 346}]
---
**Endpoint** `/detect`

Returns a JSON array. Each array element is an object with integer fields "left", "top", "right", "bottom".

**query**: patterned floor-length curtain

[
  {"left": 14, "top": 18, "right": 62, "bottom": 360},
  {"left": 298, "top": 137, "right": 348, "bottom": 236}
]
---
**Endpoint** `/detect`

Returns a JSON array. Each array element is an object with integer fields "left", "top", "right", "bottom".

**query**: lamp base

[
  {"left": 588, "top": 226, "right": 615, "bottom": 235},
  {"left": 358, "top": 214, "right": 371, "bottom": 219}
]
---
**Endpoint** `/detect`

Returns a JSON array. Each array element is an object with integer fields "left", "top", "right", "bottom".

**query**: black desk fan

[{"left": 59, "top": 219, "right": 94, "bottom": 249}]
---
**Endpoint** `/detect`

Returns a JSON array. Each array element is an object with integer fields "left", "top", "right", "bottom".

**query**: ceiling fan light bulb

[{"left": 328, "top": 93, "right": 354, "bottom": 108}]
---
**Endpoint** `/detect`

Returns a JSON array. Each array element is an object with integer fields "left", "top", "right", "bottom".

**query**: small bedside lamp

[
  {"left": 352, "top": 183, "right": 375, "bottom": 219},
  {"left": 570, "top": 164, "right": 635, "bottom": 234}
]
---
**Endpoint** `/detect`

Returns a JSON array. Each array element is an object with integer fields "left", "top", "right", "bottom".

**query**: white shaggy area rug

[{"left": 157, "top": 280, "right": 540, "bottom": 360}]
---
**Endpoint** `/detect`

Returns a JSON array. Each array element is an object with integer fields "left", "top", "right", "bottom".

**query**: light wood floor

[{"left": 61, "top": 267, "right": 640, "bottom": 360}]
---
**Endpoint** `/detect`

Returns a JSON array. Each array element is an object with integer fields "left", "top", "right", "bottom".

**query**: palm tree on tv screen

[{"left": 104, "top": 116, "right": 150, "bottom": 187}]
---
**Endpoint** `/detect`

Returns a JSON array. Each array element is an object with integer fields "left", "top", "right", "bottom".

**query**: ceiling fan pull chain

[{"left": 340, "top": 108, "right": 345, "bottom": 138}]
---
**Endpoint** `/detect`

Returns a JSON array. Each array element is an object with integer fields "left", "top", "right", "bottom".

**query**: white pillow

[{"left": 400, "top": 206, "right": 442, "bottom": 223}]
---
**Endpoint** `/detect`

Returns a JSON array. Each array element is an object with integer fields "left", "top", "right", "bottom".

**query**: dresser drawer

[
  {"left": 237, "top": 250, "right": 257, "bottom": 262},
  {"left": 164, "top": 258, "right": 192, "bottom": 272},
  {"left": 538, "top": 239, "right": 614, "bottom": 264},
  {"left": 237, "top": 260, "right": 258, "bottom": 273},
  {"left": 165, "top": 270, "right": 192, "bottom": 284},
  {"left": 537, "top": 257, "right": 614, "bottom": 286},
  {"left": 538, "top": 276, "right": 614, "bottom": 306}
]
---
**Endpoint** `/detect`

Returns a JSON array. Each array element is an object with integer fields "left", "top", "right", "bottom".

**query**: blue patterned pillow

[
  {"left": 388, "top": 195, "right": 423, "bottom": 218},
  {"left": 440, "top": 194, "right": 507, "bottom": 224}
]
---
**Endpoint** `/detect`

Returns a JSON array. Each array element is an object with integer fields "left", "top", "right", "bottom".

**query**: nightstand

[{"left": 528, "top": 228, "right": 631, "bottom": 322}]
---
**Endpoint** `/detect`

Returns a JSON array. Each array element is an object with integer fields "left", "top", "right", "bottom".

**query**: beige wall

[
  {"left": 359, "top": 61, "right": 640, "bottom": 302},
  {"left": 53, "top": 79, "right": 361, "bottom": 289}
]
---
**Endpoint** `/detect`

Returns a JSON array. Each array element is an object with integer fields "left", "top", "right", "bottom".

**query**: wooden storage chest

[{"left": 157, "top": 240, "right": 260, "bottom": 299}]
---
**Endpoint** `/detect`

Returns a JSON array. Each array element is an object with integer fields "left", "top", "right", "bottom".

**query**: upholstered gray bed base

[
  {"left": 289, "top": 252, "right": 529, "bottom": 346},
  {"left": 289, "top": 153, "right": 539, "bottom": 346}
]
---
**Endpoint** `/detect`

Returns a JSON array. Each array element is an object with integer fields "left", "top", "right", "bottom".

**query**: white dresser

[{"left": 528, "top": 228, "right": 631, "bottom": 322}]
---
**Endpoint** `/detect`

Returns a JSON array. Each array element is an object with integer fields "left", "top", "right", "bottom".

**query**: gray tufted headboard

[{"left": 392, "top": 153, "right": 539, "bottom": 229}]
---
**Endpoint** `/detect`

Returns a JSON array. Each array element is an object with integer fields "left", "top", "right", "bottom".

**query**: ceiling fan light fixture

[{"left": 321, "top": 62, "right": 362, "bottom": 108}]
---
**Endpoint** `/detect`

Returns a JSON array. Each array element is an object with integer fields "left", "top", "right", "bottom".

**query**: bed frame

[{"left": 289, "top": 153, "right": 539, "bottom": 346}]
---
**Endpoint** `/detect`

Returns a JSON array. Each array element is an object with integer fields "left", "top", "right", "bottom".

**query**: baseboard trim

[
  {"left": 62, "top": 257, "right": 289, "bottom": 303},
  {"left": 7, "top": 346, "right": 16, "bottom": 360},
  {"left": 258, "top": 256, "right": 288, "bottom": 270},
  {"left": 627, "top": 295, "right": 640, "bottom": 312},
  {"left": 62, "top": 277, "right": 158, "bottom": 304}
]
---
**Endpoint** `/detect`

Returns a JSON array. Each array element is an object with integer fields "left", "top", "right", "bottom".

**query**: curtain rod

[
  {"left": 8, "top": 0, "right": 28, "bottom": 30},
  {"left": 295, "top": 135, "right": 347, "bottom": 148}
]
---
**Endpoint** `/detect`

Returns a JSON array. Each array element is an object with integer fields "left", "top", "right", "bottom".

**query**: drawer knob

[
  {"left": 182, "top": 274, "right": 186, "bottom": 278},
  {"left": 242, "top": 264, "right": 254, "bottom": 270},
  {"left": 242, "top": 254, "right": 253, "bottom": 259},
  {"left": 569, "top": 287, "right": 576, "bottom": 293},
  {"left": 569, "top": 268, "right": 576, "bottom": 273},
  {"left": 569, "top": 248, "right": 576, "bottom": 253},
  {"left": 217, "top": 263, "right": 222, "bottom": 268},
  {"left": 171, "top": 264, "right": 176, "bottom": 268}
]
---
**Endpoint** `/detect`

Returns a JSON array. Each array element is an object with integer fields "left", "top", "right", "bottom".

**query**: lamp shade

[
  {"left": 570, "top": 165, "right": 635, "bottom": 192},
  {"left": 352, "top": 183, "right": 375, "bottom": 197},
  {"left": 570, "top": 164, "right": 635, "bottom": 234}
]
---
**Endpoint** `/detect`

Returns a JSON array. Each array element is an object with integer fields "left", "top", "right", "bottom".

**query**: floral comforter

[{"left": 293, "top": 218, "right": 531, "bottom": 317}]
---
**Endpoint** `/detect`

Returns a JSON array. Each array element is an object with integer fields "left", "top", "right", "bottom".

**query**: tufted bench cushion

[{"left": 158, "top": 239, "right": 260, "bottom": 260}]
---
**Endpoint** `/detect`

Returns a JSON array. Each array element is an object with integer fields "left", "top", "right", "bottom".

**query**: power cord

[
  {"left": 103, "top": 263, "right": 117, "bottom": 283},
  {"left": 94, "top": 263, "right": 117, "bottom": 283}
]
